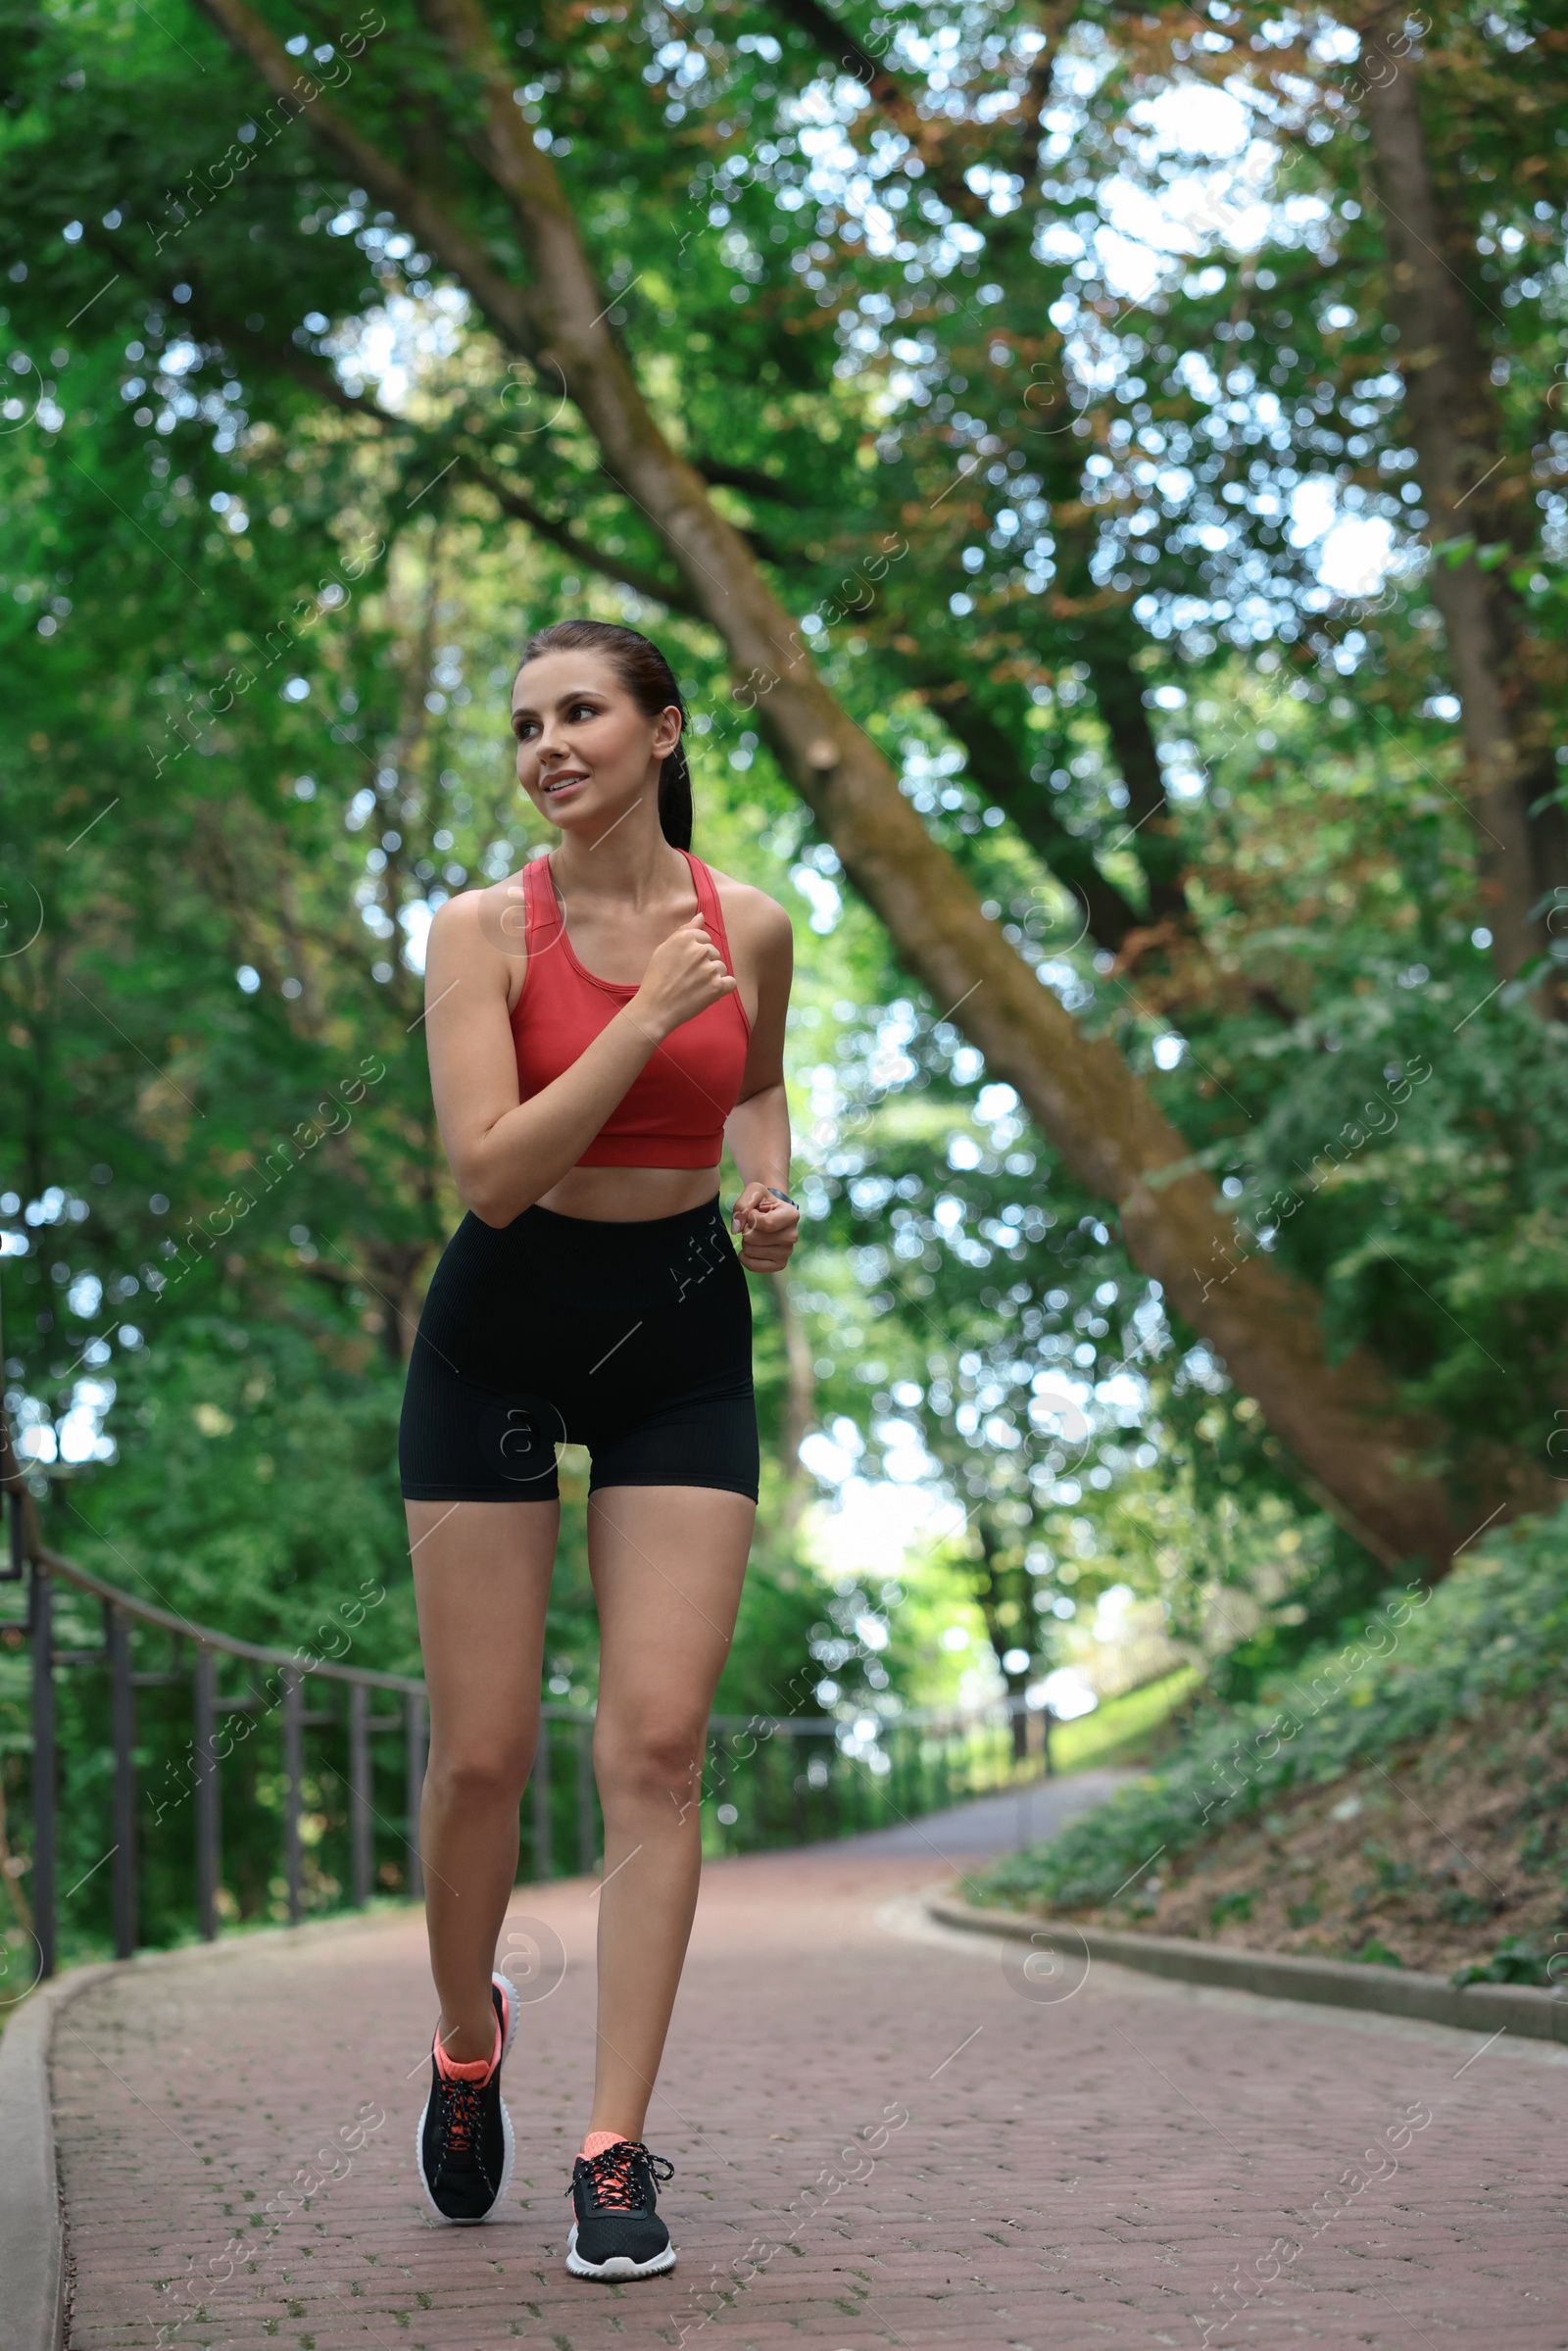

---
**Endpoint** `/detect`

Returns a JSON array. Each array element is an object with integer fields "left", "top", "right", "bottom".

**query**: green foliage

[
  {"left": 1045, "top": 1664, "right": 1200, "bottom": 1775},
  {"left": 712, "top": 1537, "right": 842, "bottom": 1719},
  {"left": 1450, "top": 1935, "right": 1558, "bottom": 1989},
  {"left": 1346, "top": 1937, "right": 1403, "bottom": 1971},
  {"left": 967, "top": 1507, "right": 1568, "bottom": 1918},
  {"left": 65, "top": 1316, "right": 416, "bottom": 1661}
]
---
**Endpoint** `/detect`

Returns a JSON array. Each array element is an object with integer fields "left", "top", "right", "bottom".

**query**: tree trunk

[
  {"left": 974, "top": 1514, "right": 1032, "bottom": 1763},
  {"left": 193, "top": 0, "right": 1546, "bottom": 1572},
  {"left": 770, "top": 1275, "right": 816, "bottom": 1538},
  {"left": 1357, "top": 11, "right": 1563, "bottom": 992},
  {"left": 362, "top": 1241, "right": 433, "bottom": 1368}
]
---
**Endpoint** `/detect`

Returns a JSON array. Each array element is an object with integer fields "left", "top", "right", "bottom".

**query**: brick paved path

[{"left": 53, "top": 1838, "right": 1568, "bottom": 2351}]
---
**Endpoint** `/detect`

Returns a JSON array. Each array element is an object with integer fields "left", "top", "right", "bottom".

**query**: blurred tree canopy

[{"left": 2, "top": 0, "right": 1567, "bottom": 1724}]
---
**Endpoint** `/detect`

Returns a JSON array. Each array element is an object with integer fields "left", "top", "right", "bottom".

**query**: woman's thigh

[
  {"left": 586, "top": 1487, "right": 755, "bottom": 1745},
  {"left": 409, "top": 1499, "right": 560, "bottom": 1765}
]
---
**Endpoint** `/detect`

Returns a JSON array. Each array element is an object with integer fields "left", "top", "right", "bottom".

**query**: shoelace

[
  {"left": 434, "top": 2075, "right": 487, "bottom": 2172},
  {"left": 568, "top": 2140, "right": 674, "bottom": 2213}
]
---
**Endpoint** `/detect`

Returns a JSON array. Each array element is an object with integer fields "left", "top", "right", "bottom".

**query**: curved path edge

[
  {"left": 0, "top": 1962, "right": 115, "bottom": 2351},
  {"left": 928, "top": 1891, "right": 1568, "bottom": 2041},
  {"left": 0, "top": 1906, "right": 417, "bottom": 2351}
]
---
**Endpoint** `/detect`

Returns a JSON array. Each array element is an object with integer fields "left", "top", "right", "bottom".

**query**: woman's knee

[
  {"left": 425, "top": 1739, "right": 533, "bottom": 1811},
  {"left": 594, "top": 1717, "right": 707, "bottom": 1808}
]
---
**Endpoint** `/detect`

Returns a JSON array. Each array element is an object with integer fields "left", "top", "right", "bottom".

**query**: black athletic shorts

[{"left": 398, "top": 1195, "right": 759, "bottom": 1504}]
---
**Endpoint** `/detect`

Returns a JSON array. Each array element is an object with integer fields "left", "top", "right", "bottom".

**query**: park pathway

[{"left": 51, "top": 1787, "right": 1568, "bottom": 2351}]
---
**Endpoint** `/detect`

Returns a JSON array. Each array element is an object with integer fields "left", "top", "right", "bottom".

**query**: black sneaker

[
  {"left": 564, "top": 2139, "right": 676, "bottom": 2279},
  {"left": 416, "top": 1973, "right": 517, "bottom": 2224}
]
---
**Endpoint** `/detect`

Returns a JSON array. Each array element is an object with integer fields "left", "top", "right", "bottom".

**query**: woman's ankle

[{"left": 436, "top": 2004, "right": 498, "bottom": 2068}]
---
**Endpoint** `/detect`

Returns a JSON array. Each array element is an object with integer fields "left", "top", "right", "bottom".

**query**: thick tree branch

[
  {"left": 694, "top": 456, "right": 797, "bottom": 508},
  {"left": 767, "top": 0, "right": 929, "bottom": 139},
  {"left": 882, "top": 648, "right": 1146, "bottom": 951},
  {"left": 765, "top": 0, "right": 985, "bottom": 220},
  {"left": 766, "top": 0, "right": 1081, "bottom": 220},
  {"left": 188, "top": 0, "right": 541, "bottom": 348},
  {"left": 473, "top": 463, "right": 697, "bottom": 610},
  {"left": 1355, "top": 4, "right": 1564, "bottom": 995},
  {"left": 886, "top": 641, "right": 1298, "bottom": 1019},
  {"left": 1081, "top": 627, "right": 1190, "bottom": 935},
  {"left": 196, "top": 287, "right": 698, "bottom": 611}
]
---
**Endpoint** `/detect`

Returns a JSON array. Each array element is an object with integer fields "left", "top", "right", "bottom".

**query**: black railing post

[
  {"left": 349, "top": 1682, "right": 371, "bottom": 1908},
  {"left": 530, "top": 1713, "right": 551, "bottom": 1880},
  {"left": 4, "top": 1475, "right": 23, "bottom": 1582},
  {"left": 575, "top": 1719, "right": 596, "bottom": 1877},
  {"left": 1043, "top": 1703, "right": 1054, "bottom": 1778},
  {"left": 283, "top": 1669, "right": 304, "bottom": 1924},
  {"left": 108, "top": 1602, "right": 138, "bottom": 1959},
  {"left": 405, "top": 1691, "right": 426, "bottom": 1900},
  {"left": 193, "top": 1645, "right": 219, "bottom": 1939},
  {"left": 30, "top": 1557, "right": 55, "bottom": 1980}
]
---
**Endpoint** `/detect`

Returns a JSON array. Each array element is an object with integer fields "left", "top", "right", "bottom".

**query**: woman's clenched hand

[
  {"left": 628, "top": 914, "right": 737, "bottom": 1042},
  {"left": 730, "top": 1183, "right": 801, "bottom": 1274}
]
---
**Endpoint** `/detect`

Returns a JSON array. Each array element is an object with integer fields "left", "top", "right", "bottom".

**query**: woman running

[{"left": 398, "top": 619, "right": 798, "bottom": 2280}]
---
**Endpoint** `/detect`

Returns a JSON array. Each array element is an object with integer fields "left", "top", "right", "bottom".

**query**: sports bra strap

[
  {"left": 683, "top": 852, "right": 734, "bottom": 972},
  {"left": 521, "top": 854, "right": 564, "bottom": 956}
]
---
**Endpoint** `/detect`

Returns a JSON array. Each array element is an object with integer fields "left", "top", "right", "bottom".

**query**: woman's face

[{"left": 511, "top": 651, "right": 679, "bottom": 836}]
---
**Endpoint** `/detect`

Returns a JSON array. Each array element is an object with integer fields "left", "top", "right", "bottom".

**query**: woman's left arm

[{"left": 723, "top": 889, "right": 800, "bottom": 1274}]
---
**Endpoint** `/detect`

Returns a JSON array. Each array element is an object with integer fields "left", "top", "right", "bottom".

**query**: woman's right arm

[{"left": 422, "top": 891, "right": 736, "bottom": 1227}]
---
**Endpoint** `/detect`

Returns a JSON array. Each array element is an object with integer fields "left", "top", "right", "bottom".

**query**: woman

[{"left": 398, "top": 619, "right": 799, "bottom": 2281}]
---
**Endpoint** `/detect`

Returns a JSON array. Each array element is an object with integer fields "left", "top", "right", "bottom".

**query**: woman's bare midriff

[{"left": 535, "top": 1164, "right": 723, "bottom": 1222}]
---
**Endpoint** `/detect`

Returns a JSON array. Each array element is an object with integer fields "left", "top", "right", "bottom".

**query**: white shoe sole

[
  {"left": 492, "top": 1969, "right": 520, "bottom": 2061},
  {"left": 416, "top": 1973, "right": 518, "bottom": 2226},
  {"left": 565, "top": 2221, "right": 677, "bottom": 2279}
]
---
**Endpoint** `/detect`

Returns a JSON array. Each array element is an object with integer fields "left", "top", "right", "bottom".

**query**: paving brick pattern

[{"left": 52, "top": 1845, "right": 1568, "bottom": 2350}]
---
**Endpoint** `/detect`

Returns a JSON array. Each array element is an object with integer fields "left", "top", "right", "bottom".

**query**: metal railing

[
  {"left": 1, "top": 1516, "right": 434, "bottom": 1980},
  {"left": 0, "top": 1461, "right": 1050, "bottom": 1990}
]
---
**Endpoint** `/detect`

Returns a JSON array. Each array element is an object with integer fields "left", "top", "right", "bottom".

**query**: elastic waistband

[
  {"left": 438, "top": 1195, "right": 733, "bottom": 1312},
  {"left": 514, "top": 1194, "right": 722, "bottom": 1243}
]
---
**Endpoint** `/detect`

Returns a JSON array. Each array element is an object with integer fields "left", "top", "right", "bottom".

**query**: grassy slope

[
  {"left": 971, "top": 1511, "right": 1568, "bottom": 1986},
  {"left": 1048, "top": 1667, "right": 1201, "bottom": 1776}
]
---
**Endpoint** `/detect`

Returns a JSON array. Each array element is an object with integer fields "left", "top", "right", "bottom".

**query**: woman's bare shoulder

[
  {"left": 706, "top": 866, "right": 793, "bottom": 952},
  {"left": 427, "top": 879, "right": 529, "bottom": 993}
]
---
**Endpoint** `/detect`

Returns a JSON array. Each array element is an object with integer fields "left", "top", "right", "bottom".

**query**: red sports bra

[{"left": 511, "top": 850, "right": 753, "bottom": 1169}]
